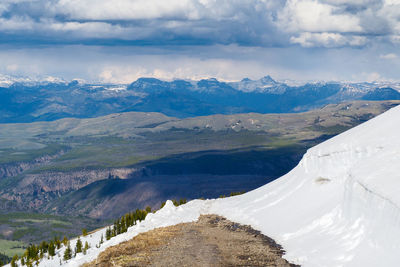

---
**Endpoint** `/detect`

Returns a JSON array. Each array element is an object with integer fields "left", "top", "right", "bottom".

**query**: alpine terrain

[{"left": 9, "top": 91, "right": 400, "bottom": 267}]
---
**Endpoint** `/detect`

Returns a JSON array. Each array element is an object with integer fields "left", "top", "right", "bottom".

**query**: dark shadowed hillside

[{"left": 0, "top": 100, "right": 398, "bottom": 220}]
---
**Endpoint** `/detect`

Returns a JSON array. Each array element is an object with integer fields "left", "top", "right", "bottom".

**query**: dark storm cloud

[
  {"left": 0, "top": 0, "right": 289, "bottom": 47},
  {"left": 0, "top": 0, "right": 399, "bottom": 83},
  {"left": 0, "top": 0, "right": 399, "bottom": 48}
]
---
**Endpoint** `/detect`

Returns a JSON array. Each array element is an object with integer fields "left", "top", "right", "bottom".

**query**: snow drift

[
  {"left": 210, "top": 104, "right": 400, "bottom": 266},
  {"left": 9, "top": 104, "right": 400, "bottom": 267}
]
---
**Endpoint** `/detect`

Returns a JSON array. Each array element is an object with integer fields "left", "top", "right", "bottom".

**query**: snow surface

[{"left": 8, "top": 104, "right": 400, "bottom": 267}]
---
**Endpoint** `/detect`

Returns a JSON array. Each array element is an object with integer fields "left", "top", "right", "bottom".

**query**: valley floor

[{"left": 84, "top": 215, "right": 296, "bottom": 267}]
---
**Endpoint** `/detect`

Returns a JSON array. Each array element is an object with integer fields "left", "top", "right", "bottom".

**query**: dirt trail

[{"left": 84, "top": 215, "right": 299, "bottom": 267}]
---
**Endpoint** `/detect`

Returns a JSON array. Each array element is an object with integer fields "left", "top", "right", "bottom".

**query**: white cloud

[
  {"left": 96, "top": 58, "right": 272, "bottom": 84},
  {"left": 380, "top": 53, "right": 398, "bottom": 59},
  {"left": 52, "top": 0, "right": 266, "bottom": 21},
  {"left": 278, "top": 0, "right": 362, "bottom": 33},
  {"left": 47, "top": 20, "right": 127, "bottom": 38},
  {"left": 367, "top": 72, "right": 382, "bottom": 82},
  {"left": 55, "top": 0, "right": 202, "bottom": 20},
  {"left": 352, "top": 71, "right": 384, "bottom": 82},
  {"left": 0, "top": 16, "right": 34, "bottom": 31},
  {"left": 6, "top": 64, "right": 18, "bottom": 72},
  {"left": 0, "top": 0, "right": 400, "bottom": 50},
  {"left": 322, "top": 0, "right": 379, "bottom": 6},
  {"left": 0, "top": 44, "right": 399, "bottom": 83},
  {"left": 290, "top": 32, "right": 367, "bottom": 47}
]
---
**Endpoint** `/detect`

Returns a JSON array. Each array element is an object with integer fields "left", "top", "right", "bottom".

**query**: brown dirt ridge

[{"left": 83, "top": 214, "right": 300, "bottom": 267}]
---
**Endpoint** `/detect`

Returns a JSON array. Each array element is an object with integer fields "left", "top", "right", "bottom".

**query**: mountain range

[{"left": 1, "top": 75, "right": 400, "bottom": 122}]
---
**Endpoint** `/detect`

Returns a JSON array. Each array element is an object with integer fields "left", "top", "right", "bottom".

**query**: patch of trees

[
  {"left": 0, "top": 252, "right": 11, "bottom": 266},
  {"left": 106, "top": 207, "right": 150, "bottom": 241},
  {"left": 160, "top": 198, "right": 187, "bottom": 208},
  {"left": 10, "top": 195, "right": 257, "bottom": 266},
  {"left": 219, "top": 191, "right": 246, "bottom": 198},
  {"left": 15, "top": 236, "right": 62, "bottom": 266}
]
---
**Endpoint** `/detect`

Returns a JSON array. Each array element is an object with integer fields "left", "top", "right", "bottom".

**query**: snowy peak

[
  {"left": 0, "top": 74, "right": 67, "bottom": 87},
  {"left": 2, "top": 73, "right": 400, "bottom": 123},
  {"left": 260, "top": 75, "right": 277, "bottom": 84},
  {"left": 232, "top": 75, "right": 287, "bottom": 93}
]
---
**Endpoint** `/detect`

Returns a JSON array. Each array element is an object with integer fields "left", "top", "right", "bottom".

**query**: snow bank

[
  {"left": 210, "top": 105, "right": 400, "bottom": 266},
  {"left": 9, "top": 105, "right": 400, "bottom": 267}
]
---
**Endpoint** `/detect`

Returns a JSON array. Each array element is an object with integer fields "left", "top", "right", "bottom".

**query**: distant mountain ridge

[{"left": 1, "top": 75, "right": 400, "bottom": 123}]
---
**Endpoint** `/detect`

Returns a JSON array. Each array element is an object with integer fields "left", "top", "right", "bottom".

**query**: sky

[{"left": 0, "top": 0, "right": 400, "bottom": 83}]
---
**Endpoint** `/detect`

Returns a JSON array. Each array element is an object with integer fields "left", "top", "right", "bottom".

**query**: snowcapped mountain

[
  {"left": 0, "top": 74, "right": 67, "bottom": 87},
  {"left": 2, "top": 74, "right": 400, "bottom": 123},
  {"left": 14, "top": 101, "right": 400, "bottom": 267},
  {"left": 230, "top": 75, "right": 288, "bottom": 93}
]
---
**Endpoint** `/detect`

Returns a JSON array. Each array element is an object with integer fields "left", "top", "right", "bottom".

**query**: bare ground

[{"left": 83, "top": 215, "right": 299, "bottom": 267}]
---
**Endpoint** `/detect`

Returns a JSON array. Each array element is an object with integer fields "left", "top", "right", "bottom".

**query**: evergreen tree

[
  {"left": 0, "top": 251, "right": 11, "bottom": 266},
  {"left": 125, "top": 214, "right": 130, "bottom": 229},
  {"left": 54, "top": 237, "right": 61, "bottom": 249},
  {"left": 106, "top": 227, "right": 112, "bottom": 240},
  {"left": 82, "top": 228, "right": 88, "bottom": 236},
  {"left": 115, "top": 219, "right": 121, "bottom": 235},
  {"left": 26, "top": 244, "right": 39, "bottom": 262},
  {"left": 120, "top": 216, "right": 127, "bottom": 233},
  {"left": 63, "top": 242, "right": 72, "bottom": 261},
  {"left": 100, "top": 234, "right": 104, "bottom": 244},
  {"left": 39, "top": 241, "right": 48, "bottom": 254},
  {"left": 75, "top": 237, "right": 83, "bottom": 254},
  {"left": 10, "top": 254, "right": 18, "bottom": 267},
  {"left": 160, "top": 201, "right": 166, "bottom": 209},
  {"left": 48, "top": 241, "right": 56, "bottom": 257},
  {"left": 62, "top": 236, "right": 68, "bottom": 246},
  {"left": 20, "top": 257, "right": 25, "bottom": 266},
  {"left": 83, "top": 241, "right": 90, "bottom": 255}
]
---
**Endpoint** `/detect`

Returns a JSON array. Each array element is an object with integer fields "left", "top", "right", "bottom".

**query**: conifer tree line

[
  {"left": 160, "top": 198, "right": 187, "bottom": 209},
  {"left": 0, "top": 252, "right": 11, "bottom": 266},
  {"left": 8, "top": 198, "right": 190, "bottom": 266},
  {"left": 106, "top": 207, "right": 150, "bottom": 240},
  {"left": 9, "top": 205, "right": 156, "bottom": 266}
]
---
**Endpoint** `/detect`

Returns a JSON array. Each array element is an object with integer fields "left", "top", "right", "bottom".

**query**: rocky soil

[{"left": 84, "top": 215, "right": 299, "bottom": 267}]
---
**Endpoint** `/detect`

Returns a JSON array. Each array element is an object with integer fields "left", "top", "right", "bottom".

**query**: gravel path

[{"left": 84, "top": 215, "right": 299, "bottom": 267}]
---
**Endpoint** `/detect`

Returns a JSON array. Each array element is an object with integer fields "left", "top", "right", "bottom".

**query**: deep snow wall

[{"left": 210, "top": 105, "right": 400, "bottom": 266}]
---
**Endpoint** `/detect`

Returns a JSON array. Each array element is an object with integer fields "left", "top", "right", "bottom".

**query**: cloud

[
  {"left": 0, "top": 0, "right": 288, "bottom": 47},
  {"left": 291, "top": 32, "right": 367, "bottom": 47},
  {"left": 54, "top": 0, "right": 202, "bottom": 20},
  {"left": 352, "top": 71, "right": 384, "bottom": 82},
  {"left": 0, "top": 0, "right": 398, "bottom": 49},
  {"left": 278, "top": 0, "right": 362, "bottom": 33},
  {"left": 96, "top": 56, "right": 273, "bottom": 83},
  {"left": 380, "top": 53, "right": 397, "bottom": 59},
  {"left": 6, "top": 64, "right": 18, "bottom": 72},
  {"left": 0, "top": 43, "right": 398, "bottom": 84}
]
